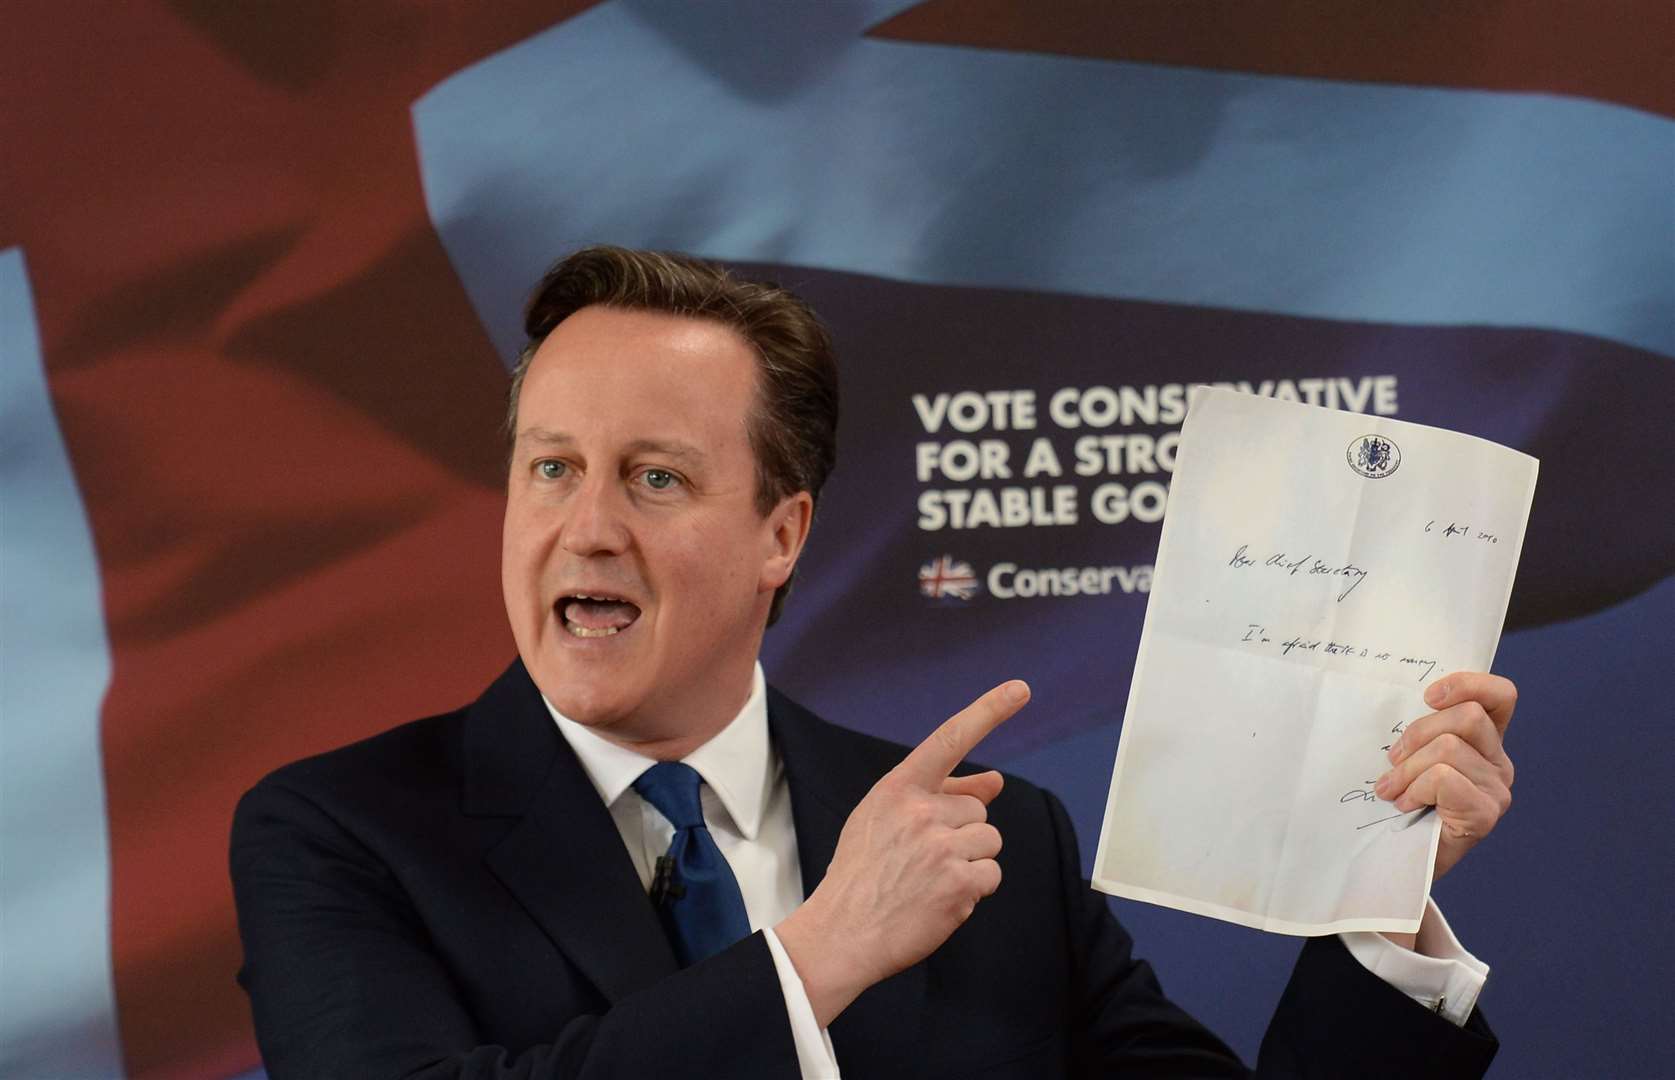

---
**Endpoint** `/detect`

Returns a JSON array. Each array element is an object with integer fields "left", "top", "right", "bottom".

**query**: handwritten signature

[
  {"left": 1228, "top": 545, "right": 1369, "bottom": 602},
  {"left": 1340, "top": 718, "right": 1420, "bottom": 830}
]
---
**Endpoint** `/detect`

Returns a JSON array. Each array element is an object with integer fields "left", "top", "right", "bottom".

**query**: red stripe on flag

[{"left": 6, "top": 1, "right": 599, "bottom": 1075}]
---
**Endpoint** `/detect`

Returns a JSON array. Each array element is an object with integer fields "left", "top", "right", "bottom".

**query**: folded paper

[{"left": 1092, "top": 387, "right": 1537, "bottom": 935}]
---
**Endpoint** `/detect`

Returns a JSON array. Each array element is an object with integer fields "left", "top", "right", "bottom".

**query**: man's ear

[{"left": 760, "top": 491, "right": 814, "bottom": 592}]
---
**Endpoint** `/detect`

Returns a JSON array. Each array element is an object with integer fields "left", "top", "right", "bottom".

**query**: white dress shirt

[
  {"left": 546, "top": 665, "right": 839, "bottom": 1077},
  {"left": 548, "top": 664, "right": 1486, "bottom": 1078}
]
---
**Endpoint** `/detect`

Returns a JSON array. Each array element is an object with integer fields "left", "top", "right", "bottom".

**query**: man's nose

[{"left": 559, "top": 475, "right": 631, "bottom": 557}]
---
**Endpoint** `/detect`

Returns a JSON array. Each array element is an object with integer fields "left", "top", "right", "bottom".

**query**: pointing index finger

[{"left": 897, "top": 681, "right": 1030, "bottom": 789}]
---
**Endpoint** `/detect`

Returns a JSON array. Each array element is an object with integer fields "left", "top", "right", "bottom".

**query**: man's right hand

[{"left": 774, "top": 680, "right": 1031, "bottom": 1027}]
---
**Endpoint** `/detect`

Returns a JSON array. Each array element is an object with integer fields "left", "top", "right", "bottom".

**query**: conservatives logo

[
  {"left": 918, "top": 555, "right": 981, "bottom": 600},
  {"left": 919, "top": 556, "right": 1153, "bottom": 601}
]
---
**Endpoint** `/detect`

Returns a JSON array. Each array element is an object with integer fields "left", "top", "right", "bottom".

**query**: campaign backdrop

[{"left": 4, "top": 3, "right": 1671, "bottom": 1077}]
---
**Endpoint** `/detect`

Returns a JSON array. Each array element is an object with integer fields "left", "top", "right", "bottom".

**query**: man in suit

[{"left": 232, "top": 247, "right": 1515, "bottom": 1077}]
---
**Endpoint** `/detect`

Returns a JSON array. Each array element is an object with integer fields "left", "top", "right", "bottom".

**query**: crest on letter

[{"left": 1346, "top": 435, "right": 1400, "bottom": 479}]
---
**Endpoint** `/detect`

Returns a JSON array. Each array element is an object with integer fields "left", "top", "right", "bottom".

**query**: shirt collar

[{"left": 544, "top": 663, "right": 773, "bottom": 840}]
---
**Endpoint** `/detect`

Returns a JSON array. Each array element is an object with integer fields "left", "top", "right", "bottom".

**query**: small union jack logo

[{"left": 919, "top": 555, "right": 980, "bottom": 600}]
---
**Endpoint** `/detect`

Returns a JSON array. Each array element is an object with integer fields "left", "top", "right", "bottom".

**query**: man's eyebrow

[
  {"left": 516, "top": 427, "right": 573, "bottom": 447},
  {"left": 623, "top": 438, "right": 707, "bottom": 465},
  {"left": 513, "top": 429, "right": 707, "bottom": 465}
]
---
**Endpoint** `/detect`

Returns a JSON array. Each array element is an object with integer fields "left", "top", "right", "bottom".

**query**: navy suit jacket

[{"left": 231, "top": 660, "right": 1498, "bottom": 1077}]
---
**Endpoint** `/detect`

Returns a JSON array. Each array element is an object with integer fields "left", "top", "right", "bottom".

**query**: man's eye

[
  {"left": 536, "top": 460, "right": 566, "bottom": 480},
  {"left": 642, "top": 468, "right": 679, "bottom": 491}
]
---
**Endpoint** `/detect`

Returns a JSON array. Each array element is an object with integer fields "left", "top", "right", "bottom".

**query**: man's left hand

[{"left": 1377, "top": 671, "right": 1517, "bottom": 881}]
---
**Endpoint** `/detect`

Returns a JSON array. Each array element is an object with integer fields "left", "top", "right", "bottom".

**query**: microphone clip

[{"left": 650, "top": 855, "right": 686, "bottom": 907}]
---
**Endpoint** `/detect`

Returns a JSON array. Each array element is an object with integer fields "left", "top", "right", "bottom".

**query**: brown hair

[{"left": 509, "top": 246, "right": 839, "bottom": 625}]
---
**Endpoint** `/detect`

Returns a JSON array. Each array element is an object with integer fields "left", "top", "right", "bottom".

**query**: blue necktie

[{"left": 632, "top": 762, "right": 751, "bottom": 967}]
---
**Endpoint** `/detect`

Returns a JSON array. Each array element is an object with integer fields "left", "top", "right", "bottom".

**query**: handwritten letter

[{"left": 1092, "top": 387, "right": 1538, "bottom": 935}]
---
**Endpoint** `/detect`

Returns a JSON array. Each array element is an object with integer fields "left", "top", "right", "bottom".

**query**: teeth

[{"left": 565, "top": 621, "right": 620, "bottom": 638}]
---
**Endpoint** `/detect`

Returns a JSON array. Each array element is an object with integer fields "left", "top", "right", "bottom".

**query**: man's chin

[
  {"left": 520, "top": 654, "right": 626, "bottom": 725},
  {"left": 537, "top": 681, "right": 629, "bottom": 729}
]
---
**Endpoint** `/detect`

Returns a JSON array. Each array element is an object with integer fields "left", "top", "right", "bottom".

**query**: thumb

[{"left": 942, "top": 770, "right": 1004, "bottom": 805}]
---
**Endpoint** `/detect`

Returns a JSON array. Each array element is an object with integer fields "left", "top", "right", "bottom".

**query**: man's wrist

[
  {"left": 762, "top": 928, "right": 843, "bottom": 1078},
  {"left": 1342, "top": 900, "right": 1489, "bottom": 1026},
  {"left": 774, "top": 902, "right": 871, "bottom": 1028},
  {"left": 1378, "top": 929, "right": 1418, "bottom": 951}
]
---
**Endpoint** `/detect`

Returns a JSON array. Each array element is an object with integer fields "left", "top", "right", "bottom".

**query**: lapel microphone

[{"left": 650, "top": 854, "right": 686, "bottom": 907}]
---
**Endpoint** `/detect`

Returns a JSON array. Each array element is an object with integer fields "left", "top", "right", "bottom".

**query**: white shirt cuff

[
  {"left": 762, "top": 927, "right": 842, "bottom": 1079},
  {"left": 1339, "top": 899, "right": 1489, "bottom": 1027}
]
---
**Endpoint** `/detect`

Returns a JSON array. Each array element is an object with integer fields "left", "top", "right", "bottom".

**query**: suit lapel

[
  {"left": 769, "top": 689, "right": 928, "bottom": 1072},
  {"left": 465, "top": 662, "right": 677, "bottom": 1003},
  {"left": 460, "top": 668, "right": 926, "bottom": 1048}
]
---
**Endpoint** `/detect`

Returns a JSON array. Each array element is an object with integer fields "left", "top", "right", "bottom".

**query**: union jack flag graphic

[
  {"left": 2, "top": 3, "right": 1668, "bottom": 1076},
  {"left": 919, "top": 555, "right": 980, "bottom": 600}
]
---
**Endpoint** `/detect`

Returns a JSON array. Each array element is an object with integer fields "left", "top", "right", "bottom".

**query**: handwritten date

[{"left": 1424, "top": 520, "right": 1499, "bottom": 544}]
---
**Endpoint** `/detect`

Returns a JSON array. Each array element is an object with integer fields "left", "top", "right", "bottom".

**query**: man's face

[{"left": 502, "top": 305, "right": 808, "bottom": 749}]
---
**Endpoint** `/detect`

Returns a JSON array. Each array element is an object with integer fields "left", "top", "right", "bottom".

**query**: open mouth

[{"left": 557, "top": 594, "right": 642, "bottom": 639}]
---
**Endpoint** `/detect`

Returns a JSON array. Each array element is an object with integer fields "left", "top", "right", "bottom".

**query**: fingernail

[
  {"left": 1375, "top": 772, "right": 1393, "bottom": 796},
  {"left": 1004, "top": 681, "right": 1028, "bottom": 705},
  {"left": 1386, "top": 740, "right": 1401, "bottom": 764},
  {"left": 1425, "top": 681, "right": 1448, "bottom": 707}
]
